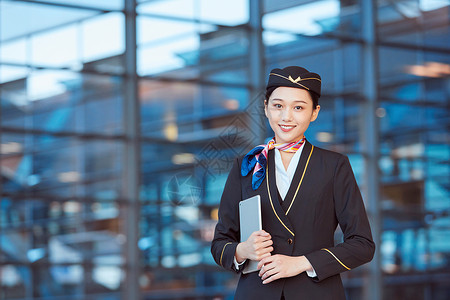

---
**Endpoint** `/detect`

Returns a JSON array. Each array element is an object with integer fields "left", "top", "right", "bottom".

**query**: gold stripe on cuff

[
  {"left": 220, "top": 242, "right": 232, "bottom": 267},
  {"left": 321, "top": 248, "right": 351, "bottom": 270}
]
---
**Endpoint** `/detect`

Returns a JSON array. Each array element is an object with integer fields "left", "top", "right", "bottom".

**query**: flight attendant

[{"left": 211, "top": 66, "right": 375, "bottom": 299}]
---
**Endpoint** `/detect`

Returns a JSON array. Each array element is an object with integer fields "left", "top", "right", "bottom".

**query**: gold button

[{"left": 288, "top": 238, "right": 293, "bottom": 244}]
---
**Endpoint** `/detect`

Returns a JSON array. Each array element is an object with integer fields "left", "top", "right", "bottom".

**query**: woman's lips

[{"left": 279, "top": 124, "right": 296, "bottom": 132}]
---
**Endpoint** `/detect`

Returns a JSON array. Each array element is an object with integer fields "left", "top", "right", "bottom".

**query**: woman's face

[{"left": 264, "top": 87, "right": 320, "bottom": 144}]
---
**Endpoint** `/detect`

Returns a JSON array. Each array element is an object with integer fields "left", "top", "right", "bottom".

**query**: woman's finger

[
  {"left": 259, "top": 261, "right": 275, "bottom": 277},
  {"left": 257, "top": 256, "right": 272, "bottom": 270},
  {"left": 253, "top": 230, "right": 270, "bottom": 237},
  {"left": 261, "top": 267, "right": 277, "bottom": 280},
  {"left": 263, "top": 272, "right": 281, "bottom": 284},
  {"left": 260, "top": 239, "right": 273, "bottom": 248}
]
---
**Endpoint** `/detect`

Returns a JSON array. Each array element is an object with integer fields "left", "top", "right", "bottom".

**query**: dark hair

[{"left": 265, "top": 87, "right": 319, "bottom": 108}]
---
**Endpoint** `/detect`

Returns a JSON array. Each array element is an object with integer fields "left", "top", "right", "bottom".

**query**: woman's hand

[
  {"left": 235, "top": 230, "right": 273, "bottom": 262},
  {"left": 257, "top": 255, "right": 313, "bottom": 284}
]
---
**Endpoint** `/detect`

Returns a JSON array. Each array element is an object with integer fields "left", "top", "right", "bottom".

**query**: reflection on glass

[
  {"left": 31, "top": 25, "right": 79, "bottom": 68},
  {"left": 263, "top": 0, "right": 340, "bottom": 35},
  {"left": 138, "top": 35, "right": 200, "bottom": 75},
  {"left": 81, "top": 13, "right": 125, "bottom": 63},
  {"left": 137, "top": 16, "right": 248, "bottom": 80},
  {"left": 140, "top": 80, "right": 248, "bottom": 138},
  {"left": 0, "top": 65, "right": 29, "bottom": 85},
  {"left": 138, "top": 0, "right": 249, "bottom": 26},
  {"left": 1, "top": 0, "right": 449, "bottom": 299},
  {"left": 0, "top": 1, "right": 96, "bottom": 42},
  {"left": 0, "top": 38, "right": 27, "bottom": 64},
  {"left": 1, "top": 71, "right": 123, "bottom": 134},
  {"left": 32, "top": 0, "right": 124, "bottom": 10}
]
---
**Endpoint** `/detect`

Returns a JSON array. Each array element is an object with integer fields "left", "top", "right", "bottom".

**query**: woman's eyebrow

[
  {"left": 292, "top": 100, "right": 308, "bottom": 104},
  {"left": 272, "top": 98, "right": 307, "bottom": 104}
]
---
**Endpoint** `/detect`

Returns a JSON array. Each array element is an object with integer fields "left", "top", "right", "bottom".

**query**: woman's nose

[{"left": 282, "top": 109, "right": 293, "bottom": 122}]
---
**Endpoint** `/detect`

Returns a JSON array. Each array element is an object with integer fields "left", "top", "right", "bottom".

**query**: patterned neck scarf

[{"left": 241, "top": 137, "right": 306, "bottom": 190}]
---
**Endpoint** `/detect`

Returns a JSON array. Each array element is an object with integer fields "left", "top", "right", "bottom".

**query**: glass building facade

[{"left": 1, "top": 0, "right": 449, "bottom": 299}]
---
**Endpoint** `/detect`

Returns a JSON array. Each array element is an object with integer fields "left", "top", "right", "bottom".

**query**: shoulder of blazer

[
  {"left": 310, "top": 145, "right": 347, "bottom": 163},
  {"left": 233, "top": 155, "right": 245, "bottom": 177},
  {"left": 236, "top": 154, "right": 245, "bottom": 166},
  {"left": 235, "top": 154, "right": 248, "bottom": 177}
]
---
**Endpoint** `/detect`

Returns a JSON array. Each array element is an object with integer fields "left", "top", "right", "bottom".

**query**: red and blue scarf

[{"left": 241, "top": 137, "right": 305, "bottom": 190}]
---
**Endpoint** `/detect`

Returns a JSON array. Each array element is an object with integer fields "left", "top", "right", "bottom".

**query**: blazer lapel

[
  {"left": 281, "top": 140, "right": 314, "bottom": 215},
  {"left": 266, "top": 149, "right": 296, "bottom": 236}
]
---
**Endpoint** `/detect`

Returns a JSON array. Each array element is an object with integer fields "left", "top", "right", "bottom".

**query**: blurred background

[{"left": 1, "top": 0, "right": 449, "bottom": 299}]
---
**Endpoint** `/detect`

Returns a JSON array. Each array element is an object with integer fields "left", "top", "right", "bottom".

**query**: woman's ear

[
  {"left": 310, "top": 105, "right": 321, "bottom": 122},
  {"left": 264, "top": 99, "right": 269, "bottom": 118}
]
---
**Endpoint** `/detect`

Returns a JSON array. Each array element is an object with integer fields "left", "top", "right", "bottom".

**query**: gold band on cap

[
  {"left": 269, "top": 73, "right": 309, "bottom": 90},
  {"left": 269, "top": 72, "right": 322, "bottom": 91}
]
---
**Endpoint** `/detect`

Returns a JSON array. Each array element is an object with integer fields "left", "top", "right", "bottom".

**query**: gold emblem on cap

[{"left": 288, "top": 75, "right": 301, "bottom": 83}]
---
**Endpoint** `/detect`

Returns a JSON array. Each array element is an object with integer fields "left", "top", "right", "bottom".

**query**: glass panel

[
  {"left": 1, "top": 1, "right": 449, "bottom": 299},
  {"left": 138, "top": 0, "right": 196, "bottom": 19},
  {"left": 81, "top": 12, "right": 125, "bottom": 65},
  {"left": 140, "top": 80, "right": 249, "bottom": 139},
  {"left": 377, "top": 0, "right": 450, "bottom": 48},
  {"left": 266, "top": 42, "right": 363, "bottom": 95},
  {"left": 0, "top": 1, "right": 97, "bottom": 43},
  {"left": 30, "top": 25, "right": 79, "bottom": 68},
  {"left": 34, "top": 138, "right": 123, "bottom": 199},
  {"left": 263, "top": 0, "right": 361, "bottom": 37},
  {"left": 32, "top": 0, "right": 124, "bottom": 10},
  {"left": 0, "top": 38, "right": 27, "bottom": 64},
  {"left": 379, "top": 102, "right": 448, "bottom": 144},
  {"left": 1, "top": 132, "right": 123, "bottom": 199},
  {"left": 0, "top": 265, "right": 29, "bottom": 299},
  {"left": 0, "top": 133, "right": 27, "bottom": 194},
  {"left": 0, "top": 65, "right": 29, "bottom": 85},
  {"left": 423, "top": 25, "right": 450, "bottom": 49},
  {"left": 0, "top": 4, "right": 124, "bottom": 74},
  {"left": 307, "top": 97, "right": 363, "bottom": 153},
  {"left": 1, "top": 71, "right": 124, "bottom": 134},
  {"left": 137, "top": 16, "right": 249, "bottom": 83},
  {"left": 138, "top": 0, "right": 249, "bottom": 26},
  {"left": 1, "top": 200, "right": 123, "bottom": 255},
  {"left": 28, "top": 264, "right": 124, "bottom": 297},
  {"left": 381, "top": 49, "right": 449, "bottom": 88},
  {"left": 425, "top": 143, "right": 450, "bottom": 211}
]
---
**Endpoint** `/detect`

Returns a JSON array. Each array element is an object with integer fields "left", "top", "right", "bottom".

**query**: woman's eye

[
  {"left": 294, "top": 106, "right": 302, "bottom": 110},
  {"left": 274, "top": 104, "right": 282, "bottom": 108}
]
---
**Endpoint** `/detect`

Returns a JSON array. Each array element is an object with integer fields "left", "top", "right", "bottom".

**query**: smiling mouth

[{"left": 279, "top": 124, "right": 296, "bottom": 132}]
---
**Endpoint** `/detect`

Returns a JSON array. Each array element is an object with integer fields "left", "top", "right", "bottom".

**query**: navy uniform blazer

[{"left": 211, "top": 140, "right": 375, "bottom": 300}]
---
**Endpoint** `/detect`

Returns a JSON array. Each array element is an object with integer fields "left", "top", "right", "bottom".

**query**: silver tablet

[{"left": 239, "top": 195, "right": 262, "bottom": 274}]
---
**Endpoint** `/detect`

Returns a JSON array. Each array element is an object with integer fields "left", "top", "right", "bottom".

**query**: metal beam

[
  {"left": 360, "top": 1, "right": 382, "bottom": 300},
  {"left": 123, "top": 0, "right": 140, "bottom": 299},
  {"left": 248, "top": 0, "right": 266, "bottom": 143}
]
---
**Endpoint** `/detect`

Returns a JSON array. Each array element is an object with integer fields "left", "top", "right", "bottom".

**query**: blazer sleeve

[
  {"left": 305, "top": 155, "right": 375, "bottom": 282},
  {"left": 210, "top": 158, "right": 245, "bottom": 273}
]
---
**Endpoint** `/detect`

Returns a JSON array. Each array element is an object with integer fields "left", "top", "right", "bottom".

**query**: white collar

[{"left": 274, "top": 142, "right": 305, "bottom": 200}]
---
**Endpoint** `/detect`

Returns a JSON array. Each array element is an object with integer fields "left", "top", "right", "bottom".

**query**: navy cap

[{"left": 266, "top": 66, "right": 321, "bottom": 98}]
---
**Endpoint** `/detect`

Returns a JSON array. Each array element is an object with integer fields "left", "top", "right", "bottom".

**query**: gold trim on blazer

[
  {"left": 266, "top": 144, "right": 314, "bottom": 237},
  {"left": 220, "top": 242, "right": 232, "bottom": 266},
  {"left": 321, "top": 248, "right": 351, "bottom": 270},
  {"left": 266, "top": 171, "right": 295, "bottom": 236},
  {"left": 286, "top": 145, "right": 314, "bottom": 215}
]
